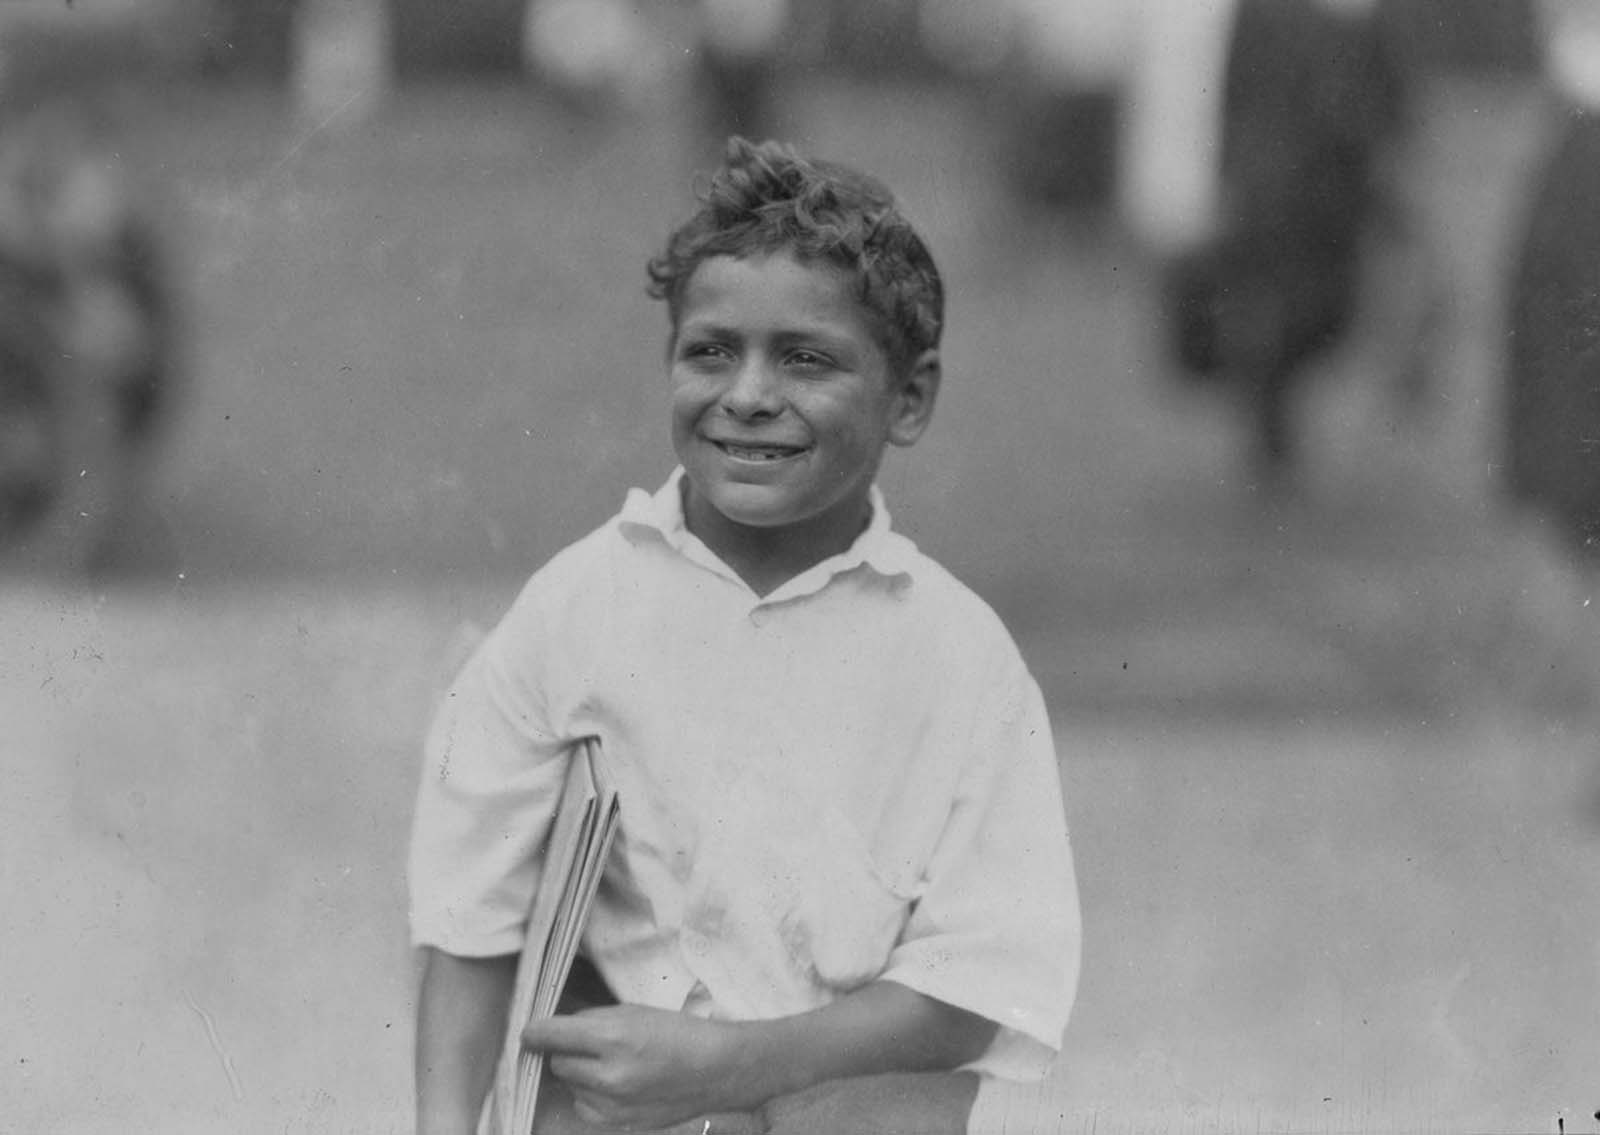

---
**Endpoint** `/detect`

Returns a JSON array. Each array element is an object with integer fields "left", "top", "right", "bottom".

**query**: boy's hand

[{"left": 523, "top": 1004, "right": 749, "bottom": 1130}]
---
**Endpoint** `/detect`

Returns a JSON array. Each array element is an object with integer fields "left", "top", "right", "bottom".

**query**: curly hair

[{"left": 646, "top": 136, "right": 943, "bottom": 378}]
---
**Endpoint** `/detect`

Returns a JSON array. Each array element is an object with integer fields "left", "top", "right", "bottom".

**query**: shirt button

[{"left": 683, "top": 930, "right": 710, "bottom": 958}]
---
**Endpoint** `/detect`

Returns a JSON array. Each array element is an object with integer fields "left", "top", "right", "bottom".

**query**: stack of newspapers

[{"left": 490, "top": 737, "right": 621, "bottom": 1135}]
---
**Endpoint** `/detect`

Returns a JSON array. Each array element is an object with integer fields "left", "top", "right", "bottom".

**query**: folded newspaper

[{"left": 489, "top": 736, "right": 621, "bottom": 1135}]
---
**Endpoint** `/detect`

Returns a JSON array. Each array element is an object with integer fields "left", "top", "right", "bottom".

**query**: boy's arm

[
  {"left": 522, "top": 978, "right": 996, "bottom": 1131},
  {"left": 415, "top": 948, "right": 518, "bottom": 1135}
]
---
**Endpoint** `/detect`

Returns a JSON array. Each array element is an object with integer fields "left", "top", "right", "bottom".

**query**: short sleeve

[
  {"left": 877, "top": 656, "right": 1081, "bottom": 1082},
  {"left": 406, "top": 561, "right": 592, "bottom": 957}
]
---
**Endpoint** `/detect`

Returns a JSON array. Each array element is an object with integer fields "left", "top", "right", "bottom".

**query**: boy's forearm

[
  {"left": 717, "top": 980, "right": 998, "bottom": 1110},
  {"left": 416, "top": 948, "right": 518, "bottom": 1135},
  {"left": 519, "top": 981, "right": 995, "bottom": 1128}
]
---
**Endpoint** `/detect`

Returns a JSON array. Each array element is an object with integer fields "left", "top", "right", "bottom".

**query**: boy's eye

[
  {"left": 680, "top": 341, "right": 732, "bottom": 364},
  {"left": 784, "top": 349, "right": 834, "bottom": 371}
]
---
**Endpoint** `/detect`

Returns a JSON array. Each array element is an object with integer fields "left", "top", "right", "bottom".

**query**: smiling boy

[
  {"left": 410, "top": 138, "right": 1081, "bottom": 1135},
  {"left": 668, "top": 250, "right": 937, "bottom": 597}
]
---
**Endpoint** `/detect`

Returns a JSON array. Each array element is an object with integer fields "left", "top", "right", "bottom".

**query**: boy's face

[{"left": 669, "top": 251, "right": 938, "bottom": 562}]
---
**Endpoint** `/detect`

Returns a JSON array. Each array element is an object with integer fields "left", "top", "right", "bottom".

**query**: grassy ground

[{"left": 4, "top": 74, "right": 1599, "bottom": 1133}]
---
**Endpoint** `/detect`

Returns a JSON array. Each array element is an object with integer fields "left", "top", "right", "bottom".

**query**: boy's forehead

[
  {"left": 686, "top": 250, "right": 854, "bottom": 289},
  {"left": 678, "top": 252, "right": 866, "bottom": 327}
]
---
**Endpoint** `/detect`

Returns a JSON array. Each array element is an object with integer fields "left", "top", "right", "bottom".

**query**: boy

[{"left": 410, "top": 137, "right": 1080, "bottom": 1135}]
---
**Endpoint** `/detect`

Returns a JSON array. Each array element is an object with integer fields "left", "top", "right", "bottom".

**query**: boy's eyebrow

[
  {"left": 675, "top": 321, "right": 860, "bottom": 353},
  {"left": 676, "top": 318, "right": 736, "bottom": 338},
  {"left": 769, "top": 327, "right": 860, "bottom": 355}
]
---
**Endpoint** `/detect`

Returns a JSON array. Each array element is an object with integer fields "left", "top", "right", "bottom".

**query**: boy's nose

[{"left": 720, "top": 358, "right": 783, "bottom": 418}]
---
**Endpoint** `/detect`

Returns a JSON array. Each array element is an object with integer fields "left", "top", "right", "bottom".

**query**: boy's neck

[{"left": 683, "top": 490, "right": 872, "bottom": 599}]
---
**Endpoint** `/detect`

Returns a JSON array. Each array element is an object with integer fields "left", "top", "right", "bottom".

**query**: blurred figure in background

[
  {"left": 1505, "top": 0, "right": 1600, "bottom": 566},
  {"left": 290, "top": 0, "right": 391, "bottom": 128},
  {"left": 521, "top": 0, "right": 671, "bottom": 115},
  {"left": 1154, "top": 0, "right": 1427, "bottom": 493},
  {"left": 0, "top": 3, "right": 184, "bottom": 579},
  {"left": 518, "top": 0, "right": 787, "bottom": 150},
  {"left": 992, "top": 0, "right": 1133, "bottom": 219},
  {"left": 692, "top": 0, "right": 788, "bottom": 150}
]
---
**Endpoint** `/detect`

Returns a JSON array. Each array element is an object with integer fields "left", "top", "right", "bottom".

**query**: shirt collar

[{"left": 618, "top": 467, "right": 920, "bottom": 592}]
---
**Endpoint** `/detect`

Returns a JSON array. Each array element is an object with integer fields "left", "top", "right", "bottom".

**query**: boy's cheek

[{"left": 668, "top": 383, "right": 710, "bottom": 428}]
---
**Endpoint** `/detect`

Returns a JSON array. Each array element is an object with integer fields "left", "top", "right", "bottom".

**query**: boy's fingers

[
  {"left": 521, "top": 1013, "right": 608, "bottom": 1055},
  {"left": 546, "top": 1051, "right": 608, "bottom": 1090}
]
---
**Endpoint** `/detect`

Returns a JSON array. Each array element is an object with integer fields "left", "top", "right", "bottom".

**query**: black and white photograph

[{"left": 3, "top": 1, "right": 1597, "bottom": 1132}]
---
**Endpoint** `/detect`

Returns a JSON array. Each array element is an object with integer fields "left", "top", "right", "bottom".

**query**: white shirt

[{"left": 408, "top": 470, "right": 1081, "bottom": 1079}]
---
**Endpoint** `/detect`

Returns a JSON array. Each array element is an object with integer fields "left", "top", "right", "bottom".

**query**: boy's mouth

[{"left": 711, "top": 440, "right": 808, "bottom": 462}]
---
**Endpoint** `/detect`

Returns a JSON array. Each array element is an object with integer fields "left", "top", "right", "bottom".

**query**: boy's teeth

[{"left": 724, "top": 443, "right": 793, "bottom": 460}]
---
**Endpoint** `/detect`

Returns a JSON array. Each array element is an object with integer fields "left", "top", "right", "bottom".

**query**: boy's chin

[
  {"left": 684, "top": 473, "right": 845, "bottom": 533},
  {"left": 695, "top": 484, "right": 805, "bottom": 531},
  {"left": 688, "top": 481, "right": 877, "bottom": 551}
]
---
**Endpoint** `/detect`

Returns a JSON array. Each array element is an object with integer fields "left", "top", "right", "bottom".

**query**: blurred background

[{"left": 2, "top": 0, "right": 1598, "bottom": 1131}]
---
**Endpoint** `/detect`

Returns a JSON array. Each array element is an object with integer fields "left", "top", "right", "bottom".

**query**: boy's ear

[{"left": 887, "top": 349, "right": 941, "bottom": 448}]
